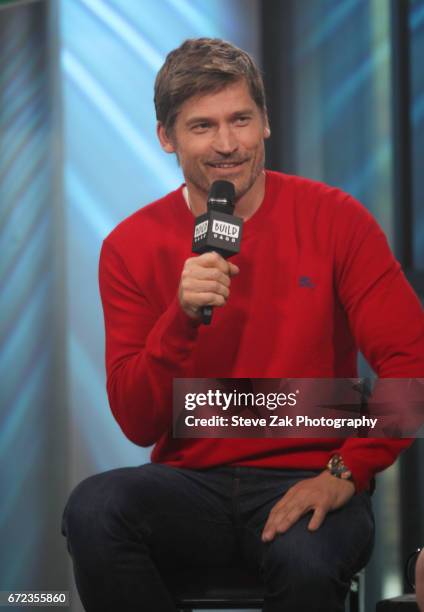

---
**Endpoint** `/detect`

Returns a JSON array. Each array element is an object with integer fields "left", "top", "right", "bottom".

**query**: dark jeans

[{"left": 61, "top": 463, "right": 375, "bottom": 612}]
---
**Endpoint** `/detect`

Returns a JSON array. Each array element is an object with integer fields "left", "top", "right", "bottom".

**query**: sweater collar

[{"left": 176, "top": 170, "right": 277, "bottom": 239}]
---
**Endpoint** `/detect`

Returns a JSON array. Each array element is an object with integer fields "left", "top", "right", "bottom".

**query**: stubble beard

[{"left": 185, "top": 143, "right": 265, "bottom": 202}]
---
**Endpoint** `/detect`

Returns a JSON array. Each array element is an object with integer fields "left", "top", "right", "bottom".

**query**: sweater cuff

[
  {"left": 333, "top": 437, "right": 414, "bottom": 494},
  {"left": 342, "top": 457, "right": 371, "bottom": 493}
]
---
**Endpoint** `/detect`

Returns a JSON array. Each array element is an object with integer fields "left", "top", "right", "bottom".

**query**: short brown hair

[{"left": 154, "top": 38, "right": 267, "bottom": 133}]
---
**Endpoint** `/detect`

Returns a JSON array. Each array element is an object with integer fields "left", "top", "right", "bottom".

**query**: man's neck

[{"left": 185, "top": 171, "right": 266, "bottom": 221}]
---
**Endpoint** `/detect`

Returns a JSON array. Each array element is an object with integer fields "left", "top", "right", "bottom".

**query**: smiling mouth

[{"left": 207, "top": 161, "right": 246, "bottom": 169}]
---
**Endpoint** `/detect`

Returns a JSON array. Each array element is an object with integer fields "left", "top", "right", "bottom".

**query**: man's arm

[
  {"left": 99, "top": 240, "right": 238, "bottom": 447},
  {"left": 99, "top": 239, "right": 200, "bottom": 446},
  {"left": 330, "top": 194, "right": 423, "bottom": 492},
  {"left": 262, "top": 194, "right": 423, "bottom": 540}
]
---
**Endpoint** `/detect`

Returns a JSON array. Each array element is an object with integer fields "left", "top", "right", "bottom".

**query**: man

[{"left": 62, "top": 38, "right": 424, "bottom": 611}]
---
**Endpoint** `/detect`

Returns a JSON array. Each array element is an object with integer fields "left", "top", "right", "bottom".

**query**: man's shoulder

[
  {"left": 266, "top": 170, "right": 373, "bottom": 222},
  {"left": 104, "top": 185, "right": 184, "bottom": 250},
  {"left": 267, "top": 170, "right": 350, "bottom": 204}
]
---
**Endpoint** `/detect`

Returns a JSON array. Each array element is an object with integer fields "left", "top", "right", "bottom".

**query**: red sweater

[{"left": 99, "top": 171, "right": 424, "bottom": 493}]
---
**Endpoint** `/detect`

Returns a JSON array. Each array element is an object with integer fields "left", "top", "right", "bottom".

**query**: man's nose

[{"left": 212, "top": 125, "right": 238, "bottom": 155}]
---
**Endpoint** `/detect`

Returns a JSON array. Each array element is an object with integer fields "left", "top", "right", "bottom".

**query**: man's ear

[
  {"left": 157, "top": 122, "right": 176, "bottom": 154},
  {"left": 264, "top": 120, "right": 271, "bottom": 139}
]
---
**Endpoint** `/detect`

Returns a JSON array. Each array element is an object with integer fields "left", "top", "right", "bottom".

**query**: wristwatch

[{"left": 326, "top": 454, "right": 353, "bottom": 481}]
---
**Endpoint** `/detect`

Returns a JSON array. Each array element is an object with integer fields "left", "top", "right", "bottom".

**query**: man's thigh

[
  {"left": 62, "top": 462, "right": 238, "bottom": 570},
  {"left": 239, "top": 488, "right": 375, "bottom": 581}
]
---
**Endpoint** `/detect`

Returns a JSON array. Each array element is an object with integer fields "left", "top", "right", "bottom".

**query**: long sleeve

[
  {"left": 99, "top": 238, "right": 200, "bottom": 447},
  {"left": 332, "top": 196, "right": 424, "bottom": 492}
]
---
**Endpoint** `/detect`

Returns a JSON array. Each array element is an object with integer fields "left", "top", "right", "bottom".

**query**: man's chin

[
  {"left": 188, "top": 167, "right": 259, "bottom": 201},
  {"left": 211, "top": 165, "right": 263, "bottom": 199}
]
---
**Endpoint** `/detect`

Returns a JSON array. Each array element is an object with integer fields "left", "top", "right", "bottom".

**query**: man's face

[{"left": 158, "top": 79, "right": 270, "bottom": 200}]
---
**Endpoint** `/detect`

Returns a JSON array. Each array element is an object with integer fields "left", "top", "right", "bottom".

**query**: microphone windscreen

[{"left": 208, "top": 180, "right": 235, "bottom": 212}]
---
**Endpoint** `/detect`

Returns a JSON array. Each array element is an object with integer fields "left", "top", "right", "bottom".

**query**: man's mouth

[{"left": 207, "top": 160, "right": 246, "bottom": 169}]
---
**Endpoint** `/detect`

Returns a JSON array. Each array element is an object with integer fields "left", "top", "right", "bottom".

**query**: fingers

[
  {"left": 190, "top": 280, "right": 229, "bottom": 300},
  {"left": 262, "top": 501, "right": 309, "bottom": 542},
  {"left": 183, "top": 289, "right": 228, "bottom": 308},
  {"left": 187, "top": 265, "right": 231, "bottom": 288},
  {"left": 262, "top": 503, "right": 327, "bottom": 540},
  {"left": 192, "top": 251, "right": 240, "bottom": 276},
  {"left": 308, "top": 507, "right": 327, "bottom": 531},
  {"left": 178, "top": 251, "right": 239, "bottom": 318},
  {"left": 261, "top": 476, "right": 337, "bottom": 542}
]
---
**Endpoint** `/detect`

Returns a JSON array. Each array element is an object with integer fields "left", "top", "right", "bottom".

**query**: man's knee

[
  {"left": 264, "top": 539, "right": 339, "bottom": 577},
  {"left": 62, "top": 468, "right": 148, "bottom": 561},
  {"left": 261, "top": 535, "right": 350, "bottom": 601},
  {"left": 62, "top": 473, "right": 107, "bottom": 548}
]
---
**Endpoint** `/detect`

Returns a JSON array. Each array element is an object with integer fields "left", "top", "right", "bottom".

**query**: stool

[
  {"left": 376, "top": 594, "right": 418, "bottom": 611},
  {"left": 163, "top": 566, "right": 364, "bottom": 611}
]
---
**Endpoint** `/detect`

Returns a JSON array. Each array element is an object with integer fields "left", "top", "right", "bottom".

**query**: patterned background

[{"left": 0, "top": 1, "right": 422, "bottom": 610}]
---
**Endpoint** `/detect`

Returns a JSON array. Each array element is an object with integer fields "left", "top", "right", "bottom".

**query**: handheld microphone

[{"left": 192, "top": 180, "right": 243, "bottom": 325}]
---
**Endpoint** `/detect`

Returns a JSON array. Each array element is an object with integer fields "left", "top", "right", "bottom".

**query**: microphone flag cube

[{"left": 192, "top": 210, "right": 243, "bottom": 258}]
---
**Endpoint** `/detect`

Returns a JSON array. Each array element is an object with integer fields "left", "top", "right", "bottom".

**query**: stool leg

[
  {"left": 349, "top": 571, "right": 365, "bottom": 612},
  {"left": 349, "top": 585, "right": 358, "bottom": 612}
]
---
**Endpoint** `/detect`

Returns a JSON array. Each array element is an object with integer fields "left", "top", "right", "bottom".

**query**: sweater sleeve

[
  {"left": 332, "top": 196, "right": 424, "bottom": 493},
  {"left": 99, "top": 238, "right": 200, "bottom": 447}
]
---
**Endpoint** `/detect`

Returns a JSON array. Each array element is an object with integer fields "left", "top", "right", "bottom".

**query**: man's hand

[
  {"left": 178, "top": 251, "right": 240, "bottom": 320},
  {"left": 261, "top": 471, "right": 356, "bottom": 542}
]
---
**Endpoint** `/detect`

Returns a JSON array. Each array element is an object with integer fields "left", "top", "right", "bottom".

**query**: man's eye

[
  {"left": 235, "top": 116, "right": 250, "bottom": 125},
  {"left": 192, "top": 123, "right": 210, "bottom": 132}
]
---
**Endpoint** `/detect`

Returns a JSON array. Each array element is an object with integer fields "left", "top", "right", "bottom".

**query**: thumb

[{"left": 229, "top": 262, "right": 240, "bottom": 276}]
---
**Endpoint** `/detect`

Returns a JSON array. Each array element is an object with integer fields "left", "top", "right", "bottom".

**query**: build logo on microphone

[
  {"left": 212, "top": 219, "right": 239, "bottom": 242},
  {"left": 194, "top": 220, "right": 209, "bottom": 242}
]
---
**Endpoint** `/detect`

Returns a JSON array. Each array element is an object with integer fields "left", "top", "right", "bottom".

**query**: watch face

[
  {"left": 327, "top": 455, "right": 352, "bottom": 479},
  {"left": 328, "top": 455, "right": 343, "bottom": 471}
]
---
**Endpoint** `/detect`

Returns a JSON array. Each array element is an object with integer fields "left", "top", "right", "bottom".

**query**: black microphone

[{"left": 192, "top": 180, "right": 243, "bottom": 325}]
